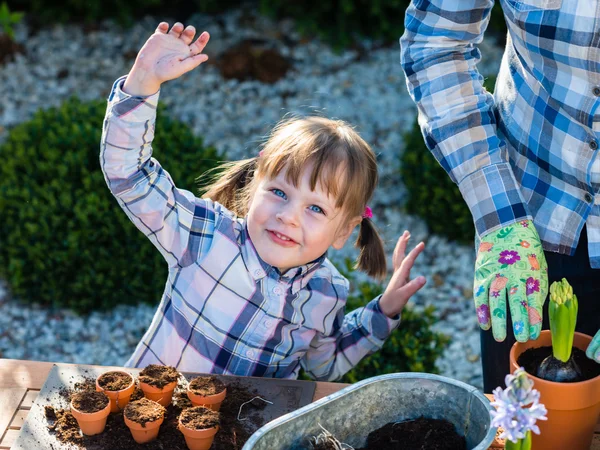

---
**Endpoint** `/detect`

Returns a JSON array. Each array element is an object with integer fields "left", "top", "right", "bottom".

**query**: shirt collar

[{"left": 239, "top": 221, "right": 326, "bottom": 294}]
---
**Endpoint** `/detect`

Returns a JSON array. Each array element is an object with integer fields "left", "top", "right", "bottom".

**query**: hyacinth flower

[
  {"left": 536, "top": 278, "right": 582, "bottom": 382},
  {"left": 490, "top": 368, "right": 547, "bottom": 450}
]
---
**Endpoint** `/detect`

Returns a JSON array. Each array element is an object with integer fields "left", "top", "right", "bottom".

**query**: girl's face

[{"left": 247, "top": 162, "right": 362, "bottom": 273}]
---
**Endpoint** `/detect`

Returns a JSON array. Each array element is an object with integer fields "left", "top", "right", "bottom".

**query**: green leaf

[{"left": 496, "top": 227, "right": 514, "bottom": 239}]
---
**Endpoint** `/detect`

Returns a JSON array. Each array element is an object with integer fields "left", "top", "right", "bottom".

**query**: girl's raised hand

[
  {"left": 123, "top": 22, "right": 210, "bottom": 96},
  {"left": 379, "top": 231, "right": 427, "bottom": 318}
]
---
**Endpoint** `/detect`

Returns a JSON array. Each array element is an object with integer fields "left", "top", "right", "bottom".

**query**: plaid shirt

[
  {"left": 401, "top": 0, "right": 600, "bottom": 267},
  {"left": 100, "top": 76, "right": 400, "bottom": 381}
]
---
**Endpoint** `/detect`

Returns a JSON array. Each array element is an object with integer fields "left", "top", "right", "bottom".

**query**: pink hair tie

[{"left": 362, "top": 205, "right": 373, "bottom": 220}]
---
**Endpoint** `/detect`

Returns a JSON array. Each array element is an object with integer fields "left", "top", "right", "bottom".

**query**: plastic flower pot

[
  {"left": 95, "top": 370, "right": 135, "bottom": 413},
  {"left": 187, "top": 377, "right": 227, "bottom": 411},
  {"left": 139, "top": 380, "right": 178, "bottom": 407},
  {"left": 179, "top": 406, "right": 220, "bottom": 450},
  {"left": 510, "top": 330, "right": 600, "bottom": 450},
  {"left": 123, "top": 398, "right": 166, "bottom": 444},
  {"left": 70, "top": 392, "right": 111, "bottom": 436}
]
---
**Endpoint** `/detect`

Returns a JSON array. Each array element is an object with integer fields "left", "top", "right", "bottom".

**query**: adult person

[{"left": 400, "top": 0, "right": 600, "bottom": 392}]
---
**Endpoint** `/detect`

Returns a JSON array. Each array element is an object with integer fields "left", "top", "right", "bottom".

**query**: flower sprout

[{"left": 490, "top": 368, "right": 547, "bottom": 444}]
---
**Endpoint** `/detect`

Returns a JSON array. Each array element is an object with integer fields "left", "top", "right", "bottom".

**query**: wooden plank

[
  {"left": 0, "top": 388, "right": 26, "bottom": 445},
  {"left": 0, "top": 359, "right": 53, "bottom": 390},
  {"left": 0, "top": 429, "right": 19, "bottom": 449},
  {"left": 591, "top": 433, "right": 600, "bottom": 450},
  {"left": 8, "top": 409, "right": 28, "bottom": 430},
  {"left": 20, "top": 390, "right": 40, "bottom": 409},
  {"left": 313, "top": 381, "right": 349, "bottom": 401}
]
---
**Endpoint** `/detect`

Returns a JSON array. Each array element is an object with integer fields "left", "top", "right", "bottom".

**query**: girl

[{"left": 100, "top": 22, "right": 427, "bottom": 381}]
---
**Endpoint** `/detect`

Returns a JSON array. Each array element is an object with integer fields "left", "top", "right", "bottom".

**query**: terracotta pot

[
  {"left": 187, "top": 385, "right": 227, "bottom": 411},
  {"left": 139, "top": 380, "right": 178, "bottom": 407},
  {"left": 510, "top": 330, "right": 600, "bottom": 450},
  {"left": 70, "top": 399, "right": 111, "bottom": 436},
  {"left": 179, "top": 419, "right": 219, "bottom": 450},
  {"left": 124, "top": 414, "right": 164, "bottom": 444},
  {"left": 96, "top": 371, "right": 135, "bottom": 413}
]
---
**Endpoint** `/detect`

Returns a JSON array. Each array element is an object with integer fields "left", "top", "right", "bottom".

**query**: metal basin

[{"left": 243, "top": 373, "right": 497, "bottom": 450}]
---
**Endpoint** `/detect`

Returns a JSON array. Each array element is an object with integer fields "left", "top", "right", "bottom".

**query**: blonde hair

[{"left": 200, "top": 116, "right": 386, "bottom": 279}]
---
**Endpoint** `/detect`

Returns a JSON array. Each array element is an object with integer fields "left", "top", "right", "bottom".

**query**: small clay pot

[
  {"left": 187, "top": 376, "right": 227, "bottom": 411},
  {"left": 123, "top": 398, "right": 166, "bottom": 444},
  {"left": 70, "top": 391, "right": 111, "bottom": 436},
  {"left": 138, "top": 364, "right": 180, "bottom": 407},
  {"left": 96, "top": 370, "right": 135, "bottom": 413},
  {"left": 178, "top": 406, "right": 220, "bottom": 450}
]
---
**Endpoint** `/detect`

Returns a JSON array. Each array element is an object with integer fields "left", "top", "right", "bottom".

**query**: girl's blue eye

[
  {"left": 309, "top": 205, "right": 324, "bottom": 214},
  {"left": 272, "top": 188, "right": 287, "bottom": 199}
]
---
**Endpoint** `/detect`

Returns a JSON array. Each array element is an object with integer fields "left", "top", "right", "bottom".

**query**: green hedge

[
  {"left": 0, "top": 98, "right": 221, "bottom": 313},
  {"left": 400, "top": 75, "right": 497, "bottom": 244}
]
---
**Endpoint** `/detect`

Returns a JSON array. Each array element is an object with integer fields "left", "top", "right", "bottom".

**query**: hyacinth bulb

[{"left": 536, "top": 278, "right": 582, "bottom": 382}]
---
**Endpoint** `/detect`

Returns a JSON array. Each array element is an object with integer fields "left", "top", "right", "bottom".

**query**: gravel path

[{"left": 0, "top": 8, "right": 506, "bottom": 390}]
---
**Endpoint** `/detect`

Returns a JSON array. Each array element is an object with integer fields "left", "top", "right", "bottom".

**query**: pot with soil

[
  {"left": 178, "top": 405, "right": 220, "bottom": 450},
  {"left": 138, "top": 364, "right": 180, "bottom": 407},
  {"left": 69, "top": 390, "right": 111, "bottom": 436},
  {"left": 96, "top": 370, "right": 135, "bottom": 413},
  {"left": 123, "top": 397, "right": 166, "bottom": 444},
  {"left": 187, "top": 375, "right": 227, "bottom": 411},
  {"left": 509, "top": 278, "right": 600, "bottom": 450}
]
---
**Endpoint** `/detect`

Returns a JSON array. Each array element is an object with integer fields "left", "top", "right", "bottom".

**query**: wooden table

[{"left": 0, "top": 358, "right": 597, "bottom": 449}]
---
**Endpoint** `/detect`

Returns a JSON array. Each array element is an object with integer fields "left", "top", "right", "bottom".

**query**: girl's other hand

[
  {"left": 379, "top": 231, "right": 426, "bottom": 318},
  {"left": 123, "top": 22, "right": 210, "bottom": 96}
]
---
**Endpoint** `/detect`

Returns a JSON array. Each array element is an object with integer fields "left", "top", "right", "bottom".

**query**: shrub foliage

[{"left": 0, "top": 98, "right": 221, "bottom": 313}]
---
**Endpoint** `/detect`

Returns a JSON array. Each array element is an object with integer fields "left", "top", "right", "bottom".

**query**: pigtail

[
  {"left": 355, "top": 218, "right": 387, "bottom": 280},
  {"left": 199, "top": 157, "right": 257, "bottom": 217}
]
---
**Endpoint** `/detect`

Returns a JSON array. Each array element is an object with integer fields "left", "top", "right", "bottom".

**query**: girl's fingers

[
  {"left": 398, "top": 276, "right": 426, "bottom": 302},
  {"left": 180, "top": 25, "right": 196, "bottom": 45},
  {"left": 156, "top": 22, "right": 168, "bottom": 34},
  {"left": 397, "top": 242, "right": 425, "bottom": 283},
  {"left": 393, "top": 231, "right": 410, "bottom": 271},
  {"left": 168, "top": 22, "right": 185, "bottom": 37},
  {"left": 190, "top": 31, "right": 210, "bottom": 56},
  {"left": 179, "top": 53, "right": 209, "bottom": 73}
]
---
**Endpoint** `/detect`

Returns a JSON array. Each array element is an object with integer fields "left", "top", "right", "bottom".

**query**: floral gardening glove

[
  {"left": 586, "top": 330, "right": 600, "bottom": 363},
  {"left": 474, "top": 220, "right": 548, "bottom": 342}
]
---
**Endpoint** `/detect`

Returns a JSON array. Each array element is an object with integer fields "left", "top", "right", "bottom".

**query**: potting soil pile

[
  {"left": 355, "top": 417, "right": 466, "bottom": 450},
  {"left": 44, "top": 378, "right": 266, "bottom": 450}
]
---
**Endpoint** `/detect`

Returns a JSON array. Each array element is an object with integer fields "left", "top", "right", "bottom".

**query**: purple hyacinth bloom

[
  {"left": 498, "top": 250, "right": 520, "bottom": 265},
  {"left": 490, "top": 368, "right": 547, "bottom": 444},
  {"left": 526, "top": 277, "right": 540, "bottom": 296}
]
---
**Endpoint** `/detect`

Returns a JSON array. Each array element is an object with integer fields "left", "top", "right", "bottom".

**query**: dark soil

[
  {"left": 97, "top": 372, "right": 133, "bottom": 391},
  {"left": 517, "top": 346, "right": 600, "bottom": 382},
  {"left": 188, "top": 375, "right": 226, "bottom": 396},
  {"left": 45, "top": 378, "right": 268, "bottom": 449},
  {"left": 355, "top": 417, "right": 466, "bottom": 450},
  {"left": 71, "top": 391, "right": 109, "bottom": 413},
  {"left": 124, "top": 398, "right": 166, "bottom": 426},
  {"left": 179, "top": 406, "right": 220, "bottom": 430},
  {"left": 138, "top": 364, "right": 180, "bottom": 388},
  {"left": 216, "top": 39, "right": 291, "bottom": 84}
]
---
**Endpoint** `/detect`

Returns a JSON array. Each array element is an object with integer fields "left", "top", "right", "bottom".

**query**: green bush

[
  {"left": 300, "top": 259, "right": 450, "bottom": 382},
  {"left": 260, "top": 0, "right": 507, "bottom": 51},
  {"left": 400, "top": 75, "right": 497, "bottom": 244},
  {"left": 0, "top": 98, "right": 221, "bottom": 314},
  {"left": 7, "top": 0, "right": 240, "bottom": 26}
]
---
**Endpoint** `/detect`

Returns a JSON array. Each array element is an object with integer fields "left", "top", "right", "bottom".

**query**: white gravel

[{"left": 0, "top": 7, "right": 506, "bottom": 390}]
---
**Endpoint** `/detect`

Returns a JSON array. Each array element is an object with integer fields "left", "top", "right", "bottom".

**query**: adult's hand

[{"left": 474, "top": 220, "right": 548, "bottom": 342}]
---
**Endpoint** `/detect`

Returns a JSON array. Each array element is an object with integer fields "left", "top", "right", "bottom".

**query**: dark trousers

[{"left": 480, "top": 226, "right": 600, "bottom": 393}]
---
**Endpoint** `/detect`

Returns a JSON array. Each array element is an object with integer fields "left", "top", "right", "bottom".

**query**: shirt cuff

[
  {"left": 368, "top": 295, "right": 401, "bottom": 338},
  {"left": 107, "top": 75, "right": 161, "bottom": 122},
  {"left": 458, "top": 162, "right": 532, "bottom": 238}
]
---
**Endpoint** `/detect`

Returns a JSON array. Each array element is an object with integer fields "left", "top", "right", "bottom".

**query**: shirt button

[
  {"left": 593, "top": 86, "right": 600, "bottom": 96},
  {"left": 590, "top": 140, "right": 598, "bottom": 150},
  {"left": 254, "top": 269, "right": 263, "bottom": 277},
  {"left": 264, "top": 320, "right": 272, "bottom": 328},
  {"left": 584, "top": 192, "right": 594, "bottom": 203},
  {"left": 273, "top": 286, "right": 282, "bottom": 295},
  {"left": 246, "top": 349, "right": 255, "bottom": 358}
]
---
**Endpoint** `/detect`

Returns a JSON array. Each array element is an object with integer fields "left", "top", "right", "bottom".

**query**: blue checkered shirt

[
  {"left": 100, "top": 76, "right": 400, "bottom": 381},
  {"left": 401, "top": 0, "right": 600, "bottom": 267}
]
